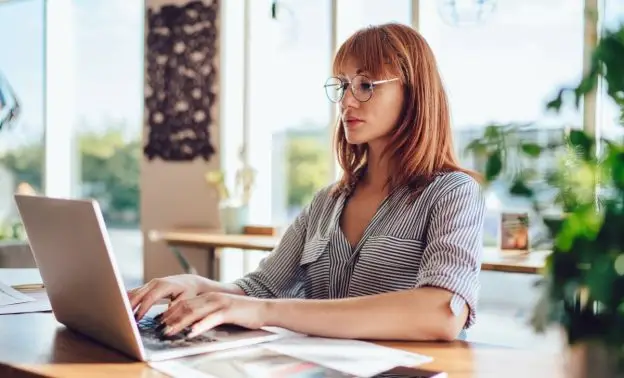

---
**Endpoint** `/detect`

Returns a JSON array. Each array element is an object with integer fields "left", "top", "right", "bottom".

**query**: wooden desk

[
  {"left": 0, "top": 311, "right": 565, "bottom": 377},
  {"left": 151, "top": 229, "right": 549, "bottom": 280}
]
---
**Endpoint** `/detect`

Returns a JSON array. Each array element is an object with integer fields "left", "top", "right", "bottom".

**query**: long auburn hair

[{"left": 331, "top": 23, "right": 481, "bottom": 198}]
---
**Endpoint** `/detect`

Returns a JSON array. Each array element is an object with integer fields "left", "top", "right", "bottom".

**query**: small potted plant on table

[{"left": 205, "top": 146, "right": 256, "bottom": 234}]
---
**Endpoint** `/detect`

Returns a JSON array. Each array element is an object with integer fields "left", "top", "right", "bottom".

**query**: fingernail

[{"left": 164, "top": 326, "right": 173, "bottom": 335}]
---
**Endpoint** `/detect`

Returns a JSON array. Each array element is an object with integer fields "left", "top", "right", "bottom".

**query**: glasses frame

[{"left": 324, "top": 74, "right": 399, "bottom": 103}]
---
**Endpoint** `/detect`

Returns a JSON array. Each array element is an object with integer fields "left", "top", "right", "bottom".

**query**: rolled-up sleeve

[
  {"left": 232, "top": 205, "right": 309, "bottom": 299},
  {"left": 415, "top": 178, "right": 485, "bottom": 329}
]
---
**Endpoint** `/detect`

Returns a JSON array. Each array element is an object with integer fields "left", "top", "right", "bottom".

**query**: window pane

[
  {"left": 337, "top": 0, "right": 412, "bottom": 44},
  {"left": 598, "top": 0, "right": 624, "bottom": 142},
  {"left": 247, "top": 0, "right": 333, "bottom": 226},
  {"left": 0, "top": 0, "right": 44, "bottom": 237},
  {"left": 72, "top": 0, "right": 144, "bottom": 285},
  {"left": 419, "top": 0, "right": 584, "bottom": 246}
]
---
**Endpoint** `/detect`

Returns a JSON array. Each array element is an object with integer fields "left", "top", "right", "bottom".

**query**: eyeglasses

[{"left": 324, "top": 75, "right": 399, "bottom": 103}]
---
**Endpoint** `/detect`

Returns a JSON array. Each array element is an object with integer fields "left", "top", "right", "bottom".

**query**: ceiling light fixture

[{"left": 437, "top": 0, "right": 498, "bottom": 27}]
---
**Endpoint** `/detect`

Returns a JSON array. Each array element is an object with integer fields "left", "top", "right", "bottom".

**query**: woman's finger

[
  {"left": 160, "top": 299, "right": 191, "bottom": 326},
  {"left": 128, "top": 285, "right": 150, "bottom": 309},
  {"left": 188, "top": 310, "right": 226, "bottom": 338},
  {"left": 168, "top": 291, "right": 195, "bottom": 308},
  {"left": 163, "top": 296, "right": 224, "bottom": 335},
  {"left": 135, "top": 285, "right": 179, "bottom": 321},
  {"left": 162, "top": 295, "right": 217, "bottom": 325},
  {"left": 164, "top": 310, "right": 205, "bottom": 336},
  {"left": 162, "top": 294, "right": 206, "bottom": 324}
]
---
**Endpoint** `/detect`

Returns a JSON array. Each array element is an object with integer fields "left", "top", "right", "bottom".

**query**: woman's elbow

[
  {"left": 438, "top": 321, "right": 463, "bottom": 341},
  {"left": 420, "top": 306, "right": 469, "bottom": 341},
  {"left": 402, "top": 318, "right": 461, "bottom": 342},
  {"left": 438, "top": 307, "right": 469, "bottom": 341}
]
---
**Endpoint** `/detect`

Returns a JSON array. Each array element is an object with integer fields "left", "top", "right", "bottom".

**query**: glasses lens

[
  {"left": 352, "top": 75, "right": 373, "bottom": 102},
  {"left": 324, "top": 77, "right": 344, "bottom": 102}
]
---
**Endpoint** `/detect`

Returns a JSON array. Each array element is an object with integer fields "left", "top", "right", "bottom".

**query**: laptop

[{"left": 13, "top": 194, "right": 285, "bottom": 361}]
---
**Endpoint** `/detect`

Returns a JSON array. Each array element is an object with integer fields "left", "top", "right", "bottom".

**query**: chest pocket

[
  {"left": 350, "top": 235, "right": 426, "bottom": 295},
  {"left": 298, "top": 237, "right": 330, "bottom": 298},
  {"left": 300, "top": 237, "right": 329, "bottom": 265}
]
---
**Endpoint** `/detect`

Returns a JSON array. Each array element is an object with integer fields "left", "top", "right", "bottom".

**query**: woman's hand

[
  {"left": 159, "top": 292, "right": 269, "bottom": 338},
  {"left": 128, "top": 274, "right": 212, "bottom": 320}
]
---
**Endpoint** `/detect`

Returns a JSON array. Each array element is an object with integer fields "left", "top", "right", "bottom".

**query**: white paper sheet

[
  {"left": 0, "top": 280, "right": 35, "bottom": 306},
  {"left": 0, "top": 289, "right": 51, "bottom": 314},
  {"left": 262, "top": 337, "right": 433, "bottom": 377},
  {"left": 149, "top": 337, "right": 433, "bottom": 378}
]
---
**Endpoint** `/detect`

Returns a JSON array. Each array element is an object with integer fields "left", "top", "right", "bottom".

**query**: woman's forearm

[
  {"left": 197, "top": 277, "right": 246, "bottom": 296},
  {"left": 263, "top": 287, "right": 467, "bottom": 341}
]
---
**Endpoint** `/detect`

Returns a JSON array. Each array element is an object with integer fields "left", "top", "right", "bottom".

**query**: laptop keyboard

[{"left": 137, "top": 314, "right": 218, "bottom": 350}]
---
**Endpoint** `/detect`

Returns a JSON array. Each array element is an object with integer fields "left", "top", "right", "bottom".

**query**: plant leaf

[
  {"left": 521, "top": 143, "right": 542, "bottom": 158},
  {"left": 509, "top": 179, "right": 533, "bottom": 197},
  {"left": 567, "top": 130, "right": 593, "bottom": 161},
  {"left": 485, "top": 150, "right": 503, "bottom": 181}
]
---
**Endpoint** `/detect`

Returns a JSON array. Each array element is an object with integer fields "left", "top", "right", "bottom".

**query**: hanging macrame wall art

[{"left": 144, "top": 0, "right": 219, "bottom": 161}]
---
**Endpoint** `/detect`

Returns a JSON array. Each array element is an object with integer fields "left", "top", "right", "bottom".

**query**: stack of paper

[
  {"left": 0, "top": 280, "right": 52, "bottom": 315},
  {"left": 0, "top": 281, "right": 35, "bottom": 307}
]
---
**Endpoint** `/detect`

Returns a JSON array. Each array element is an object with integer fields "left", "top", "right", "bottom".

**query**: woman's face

[{"left": 337, "top": 59, "right": 404, "bottom": 147}]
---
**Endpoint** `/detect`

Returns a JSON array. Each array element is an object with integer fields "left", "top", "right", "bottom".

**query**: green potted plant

[
  {"left": 467, "top": 23, "right": 624, "bottom": 377},
  {"left": 204, "top": 145, "right": 256, "bottom": 234},
  {"left": 0, "top": 220, "right": 25, "bottom": 241}
]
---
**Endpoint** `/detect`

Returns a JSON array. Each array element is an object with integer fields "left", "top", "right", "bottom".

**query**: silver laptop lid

[{"left": 14, "top": 194, "right": 146, "bottom": 360}]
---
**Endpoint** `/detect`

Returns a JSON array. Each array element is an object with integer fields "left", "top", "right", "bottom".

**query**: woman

[{"left": 129, "top": 23, "right": 485, "bottom": 342}]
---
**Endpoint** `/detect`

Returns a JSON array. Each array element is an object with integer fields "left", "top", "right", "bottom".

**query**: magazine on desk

[
  {"left": 150, "top": 344, "right": 353, "bottom": 378},
  {"left": 149, "top": 337, "right": 442, "bottom": 378}
]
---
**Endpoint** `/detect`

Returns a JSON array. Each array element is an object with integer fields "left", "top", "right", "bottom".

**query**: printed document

[
  {"left": 150, "top": 344, "right": 354, "bottom": 378},
  {"left": 149, "top": 336, "right": 433, "bottom": 378},
  {"left": 263, "top": 337, "right": 432, "bottom": 377}
]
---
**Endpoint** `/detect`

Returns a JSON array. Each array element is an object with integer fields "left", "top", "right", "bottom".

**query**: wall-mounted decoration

[{"left": 144, "top": 0, "right": 219, "bottom": 161}]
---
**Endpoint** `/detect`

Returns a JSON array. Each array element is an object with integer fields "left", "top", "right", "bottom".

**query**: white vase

[{"left": 219, "top": 204, "right": 248, "bottom": 235}]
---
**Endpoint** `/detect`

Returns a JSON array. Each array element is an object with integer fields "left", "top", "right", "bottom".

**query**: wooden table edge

[
  {"left": 149, "top": 229, "right": 551, "bottom": 275},
  {"left": 161, "top": 238, "right": 275, "bottom": 252}
]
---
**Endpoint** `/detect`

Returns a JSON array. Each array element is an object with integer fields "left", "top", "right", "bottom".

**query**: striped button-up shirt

[{"left": 233, "top": 171, "right": 486, "bottom": 332}]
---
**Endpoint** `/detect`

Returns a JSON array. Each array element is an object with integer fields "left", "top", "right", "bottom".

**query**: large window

[
  {"left": 247, "top": 0, "right": 333, "bottom": 227},
  {"left": 419, "top": 0, "right": 585, "bottom": 246},
  {"left": 421, "top": 1, "right": 583, "bottom": 129},
  {"left": 598, "top": 0, "right": 624, "bottom": 142},
  {"left": 336, "top": 0, "right": 412, "bottom": 44},
  {"left": 0, "top": 0, "right": 44, "bottom": 238},
  {"left": 244, "top": 0, "right": 414, "bottom": 230},
  {"left": 72, "top": 0, "right": 144, "bottom": 284},
  {"left": 1, "top": 0, "right": 617, "bottom": 264}
]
